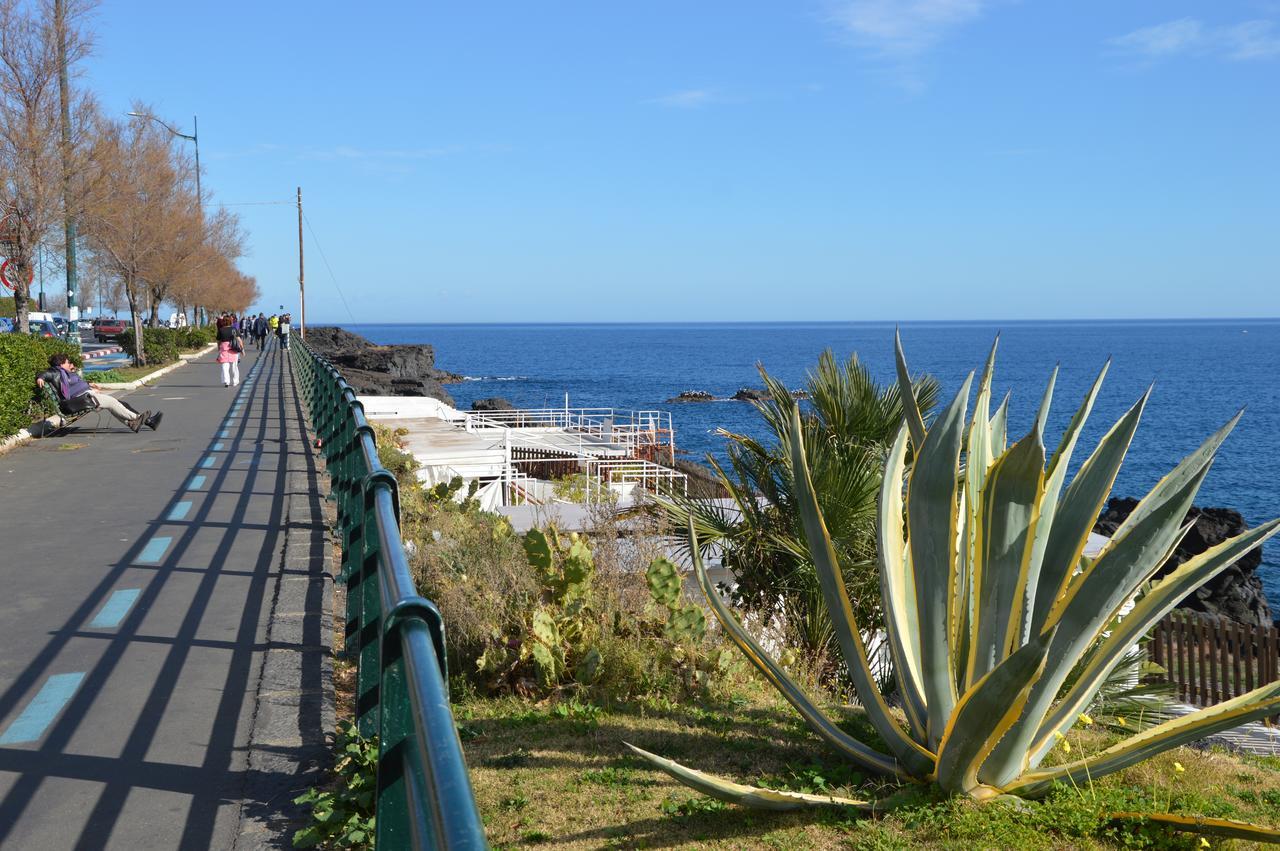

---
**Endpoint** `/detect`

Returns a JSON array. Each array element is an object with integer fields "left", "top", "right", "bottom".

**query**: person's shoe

[
  {"left": 145, "top": 411, "right": 163, "bottom": 431},
  {"left": 127, "top": 411, "right": 148, "bottom": 433}
]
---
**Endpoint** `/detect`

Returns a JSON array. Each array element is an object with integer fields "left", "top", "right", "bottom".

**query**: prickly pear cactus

[
  {"left": 645, "top": 557, "right": 683, "bottom": 608},
  {"left": 664, "top": 605, "right": 707, "bottom": 642}
]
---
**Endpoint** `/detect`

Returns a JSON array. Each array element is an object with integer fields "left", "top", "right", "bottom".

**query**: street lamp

[{"left": 127, "top": 111, "right": 201, "bottom": 206}]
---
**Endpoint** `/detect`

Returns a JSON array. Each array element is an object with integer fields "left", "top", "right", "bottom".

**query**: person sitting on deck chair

[{"left": 36, "top": 354, "right": 163, "bottom": 433}]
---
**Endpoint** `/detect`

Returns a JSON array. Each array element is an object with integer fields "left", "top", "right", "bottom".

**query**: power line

[
  {"left": 302, "top": 210, "right": 357, "bottom": 324},
  {"left": 214, "top": 200, "right": 295, "bottom": 207}
]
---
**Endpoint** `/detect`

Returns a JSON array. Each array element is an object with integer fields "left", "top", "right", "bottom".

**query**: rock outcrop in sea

[
  {"left": 304, "top": 326, "right": 460, "bottom": 405},
  {"left": 1094, "top": 497, "right": 1273, "bottom": 627}
]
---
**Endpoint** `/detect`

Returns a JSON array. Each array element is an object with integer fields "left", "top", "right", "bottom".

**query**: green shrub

[
  {"left": 118, "top": 327, "right": 178, "bottom": 366},
  {"left": 176, "top": 326, "right": 216, "bottom": 349},
  {"left": 0, "top": 335, "right": 82, "bottom": 439}
]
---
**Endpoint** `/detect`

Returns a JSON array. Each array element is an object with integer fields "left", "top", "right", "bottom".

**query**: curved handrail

[{"left": 292, "top": 339, "right": 487, "bottom": 850}]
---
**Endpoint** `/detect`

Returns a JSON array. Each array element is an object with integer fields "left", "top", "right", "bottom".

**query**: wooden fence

[{"left": 1148, "top": 610, "right": 1280, "bottom": 708}]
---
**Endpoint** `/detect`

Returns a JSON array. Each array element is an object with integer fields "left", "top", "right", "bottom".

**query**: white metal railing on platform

[
  {"left": 583, "top": 458, "right": 687, "bottom": 503},
  {"left": 460, "top": 407, "right": 675, "bottom": 460}
]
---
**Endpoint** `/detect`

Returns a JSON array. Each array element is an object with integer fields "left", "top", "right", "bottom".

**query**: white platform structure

[{"left": 358, "top": 395, "right": 687, "bottom": 512}]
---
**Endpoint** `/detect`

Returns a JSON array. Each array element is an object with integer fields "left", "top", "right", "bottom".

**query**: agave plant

[{"left": 628, "top": 336, "right": 1280, "bottom": 828}]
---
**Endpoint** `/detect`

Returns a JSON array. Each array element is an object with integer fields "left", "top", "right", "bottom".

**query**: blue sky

[{"left": 83, "top": 1, "right": 1280, "bottom": 322}]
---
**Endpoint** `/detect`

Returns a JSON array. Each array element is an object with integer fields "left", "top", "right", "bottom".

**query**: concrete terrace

[{"left": 0, "top": 344, "right": 332, "bottom": 849}]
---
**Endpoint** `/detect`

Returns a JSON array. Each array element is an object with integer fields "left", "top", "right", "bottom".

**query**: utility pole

[
  {"left": 55, "top": 0, "right": 80, "bottom": 346},
  {"left": 297, "top": 187, "right": 305, "bottom": 340}
]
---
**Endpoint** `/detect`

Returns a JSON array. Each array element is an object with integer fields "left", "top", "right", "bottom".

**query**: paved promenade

[{"left": 0, "top": 345, "right": 333, "bottom": 849}]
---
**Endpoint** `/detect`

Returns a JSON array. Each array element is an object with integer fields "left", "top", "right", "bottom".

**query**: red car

[{"left": 93, "top": 317, "right": 127, "bottom": 342}]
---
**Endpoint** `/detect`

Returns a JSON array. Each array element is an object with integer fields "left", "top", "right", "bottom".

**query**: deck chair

[{"left": 29, "top": 382, "right": 104, "bottom": 437}]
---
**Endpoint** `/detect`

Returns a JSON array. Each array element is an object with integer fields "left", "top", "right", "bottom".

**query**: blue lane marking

[
  {"left": 201, "top": 456, "right": 216, "bottom": 468},
  {"left": 89, "top": 589, "right": 141, "bottom": 629},
  {"left": 136, "top": 536, "right": 172, "bottom": 565},
  {"left": 189, "top": 475, "right": 206, "bottom": 489},
  {"left": 218, "top": 430, "right": 230, "bottom": 438},
  {"left": 169, "top": 501, "right": 192, "bottom": 521},
  {"left": 211, "top": 443, "right": 224, "bottom": 451},
  {"left": 0, "top": 673, "right": 87, "bottom": 745}
]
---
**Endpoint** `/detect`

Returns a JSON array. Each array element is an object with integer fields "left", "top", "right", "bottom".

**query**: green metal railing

[{"left": 292, "top": 339, "right": 487, "bottom": 850}]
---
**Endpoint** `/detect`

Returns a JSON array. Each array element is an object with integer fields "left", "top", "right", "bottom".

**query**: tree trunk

[
  {"left": 126, "top": 286, "right": 146, "bottom": 367},
  {"left": 13, "top": 286, "right": 30, "bottom": 334}
]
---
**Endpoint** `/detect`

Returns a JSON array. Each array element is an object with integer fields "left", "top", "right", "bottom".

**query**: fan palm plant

[
  {"left": 655, "top": 350, "right": 939, "bottom": 670},
  {"left": 629, "top": 335, "right": 1280, "bottom": 839}
]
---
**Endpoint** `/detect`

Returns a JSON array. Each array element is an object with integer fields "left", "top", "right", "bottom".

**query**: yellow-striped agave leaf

[
  {"left": 960, "top": 340, "right": 998, "bottom": 690},
  {"left": 623, "top": 743, "right": 875, "bottom": 812},
  {"left": 966, "top": 427, "right": 1045, "bottom": 685},
  {"left": 687, "top": 522, "right": 907, "bottom": 779},
  {"left": 935, "top": 628, "right": 1055, "bottom": 797},
  {"left": 1032, "top": 364, "right": 1057, "bottom": 439},
  {"left": 1006, "top": 681, "right": 1280, "bottom": 798},
  {"left": 1028, "top": 388, "right": 1147, "bottom": 637},
  {"left": 1031, "top": 517, "right": 1280, "bottom": 760},
  {"left": 1108, "top": 411, "right": 1241, "bottom": 545},
  {"left": 877, "top": 424, "right": 928, "bottom": 740},
  {"left": 989, "top": 393, "right": 1010, "bottom": 455},
  {"left": 981, "top": 462, "right": 1209, "bottom": 787},
  {"left": 1106, "top": 812, "right": 1280, "bottom": 844},
  {"left": 788, "top": 412, "right": 936, "bottom": 776},
  {"left": 1020, "top": 360, "right": 1108, "bottom": 644},
  {"left": 894, "top": 328, "right": 927, "bottom": 449},
  {"left": 907, "top": 372, "right": 973, "bottom": 748}
]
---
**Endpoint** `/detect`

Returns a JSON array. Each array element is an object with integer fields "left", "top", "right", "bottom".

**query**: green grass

[
  {"left": 462, "top": 689, "right": 1280, "bottom": 849},
  {"left": 90, "top": 365, "right": 171, "bottom": 384}
]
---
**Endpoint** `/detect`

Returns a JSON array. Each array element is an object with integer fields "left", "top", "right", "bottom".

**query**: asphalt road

[{"left": 0, "top": 344, "right": 330, "bottom": 849}]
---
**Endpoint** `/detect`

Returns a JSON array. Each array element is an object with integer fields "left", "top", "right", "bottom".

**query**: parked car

[
  {"left": 93, "top": 317, "right": 127, "bottom": 342},
  {"left": 76, "top": 318, "right": 95, "bottom": 331},
  {"left": 28, "top": 319, "right": 58, "bottom": 338}
]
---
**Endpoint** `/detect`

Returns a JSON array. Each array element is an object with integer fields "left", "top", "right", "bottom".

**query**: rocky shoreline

[
  {"left": 1094, "top": 497, "right": 1274, "bottom": 628},
  {"left": 304, "top": 326, "right": 460, "bottom": 405},
  {"left": 666, "top": 387, "right": 810, "bottom": 404}
]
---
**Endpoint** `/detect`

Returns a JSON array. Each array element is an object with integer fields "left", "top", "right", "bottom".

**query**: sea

[{"left": 346, "top": 320, "right": 1280, "bottom": 604}]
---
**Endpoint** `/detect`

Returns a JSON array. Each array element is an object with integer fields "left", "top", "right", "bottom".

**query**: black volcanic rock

[
  {"left": 666, "top": 390, "right": 716, "bottom": 403},
  {"left": 732, "top": 387, "right": 770, "bottom": 402},
  {"left": 471, "top": 397, "right": 515, "bottom": 412},
  {"left": 305, "top": 326, "right": 459, "bottom": 405},
  {"left": 1094, "top": 497, "right": 1273, "bottom": 627}
]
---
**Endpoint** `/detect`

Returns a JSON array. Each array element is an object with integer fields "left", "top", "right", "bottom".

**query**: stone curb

[
  {"left": 94, "top": 343, "right": 218, "bottom": 390},
  {"left": 235, "top": 352, "right": 336, "bottom": 850}
]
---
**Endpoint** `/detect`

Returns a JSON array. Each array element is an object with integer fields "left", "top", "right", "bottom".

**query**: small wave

[{"left": 462, "top": 375, "right": 527, "bottom": 382}]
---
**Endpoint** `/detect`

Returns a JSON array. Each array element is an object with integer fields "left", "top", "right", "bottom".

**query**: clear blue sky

[{"left": 83, "top": 1, "right": 1279, "bottom": 323}]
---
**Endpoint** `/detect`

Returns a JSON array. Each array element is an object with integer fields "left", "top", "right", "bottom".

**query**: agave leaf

[
  {"left": 1032, "top": 364, "right": 1057, "bottom": 439},
  {"left": 935, "top": 627, "right": 1055, "bottom": 796},
  {"left": 966, "top": 427, "right": 1046, "bottom": 684},
  {"left": 894, "top": 329, "right": 927, "bottom": 449},
  {"left": 1030, "top": 517, "right": 1280, "bottom": 761},
  {"left": 1106, "top": 812, "right": 1280, "bottom": 843},
  {"left": 877, "top": 424, "right": 928, "bottom": 739},
  {"left": 789, "top": 411, "right": 936, "bottom": 776},
  {"left": 687, "top": 521, "right": 907, "bottom": 778},
  {"left": 1028, "top": 389, "right": 1148, "bottom": 637},
  {"left": 959, "top": 339, "right": 998, "bottom": 691},
  {"left": 623, "top": 743, "right": 875, "bottom": 811},
  {"left": 1006, "top": 681, "right": 1280, "bottom": 798},
  {"left": 988, "top": 393, "right": 1010, "bottom": 455},
  {"left": 907, "top": 372, "right": 973, "bottom": 747},
  {"left": 1108, "top": 411, "right": 1242, "bottom": 545},
  {"left": 982, "top": 462, "right": 1210, "bottom": 787},
  {"left": 1020, "top": 361, "right": 1109, "bottom": 643}
]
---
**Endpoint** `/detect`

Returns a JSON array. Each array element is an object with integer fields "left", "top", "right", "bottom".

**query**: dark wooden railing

[{"left": 1148, "top": 610, "right": 1280, "bottom": 711}]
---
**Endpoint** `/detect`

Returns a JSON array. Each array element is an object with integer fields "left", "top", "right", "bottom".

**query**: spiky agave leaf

[
  {"left": 1106, "top": 812, "right": 1280, "bottom": 844},
  {"left": 622, "top": 743, "right": 876, "bottom": 811}
]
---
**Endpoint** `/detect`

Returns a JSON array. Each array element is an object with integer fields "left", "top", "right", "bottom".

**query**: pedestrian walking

[
  {"left": 215, "top": 316, "right": 243, "bottom": 387},
  {"left": 254, "top": 312, "right": 268, "bottom": 349},
  {"left": 277, "top": 313, "right": 292, "bottom": 351}
]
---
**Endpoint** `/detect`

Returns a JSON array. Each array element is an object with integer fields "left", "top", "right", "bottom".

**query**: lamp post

[{"left": 127, "top": 112, "right": 201, "bottom": 209}]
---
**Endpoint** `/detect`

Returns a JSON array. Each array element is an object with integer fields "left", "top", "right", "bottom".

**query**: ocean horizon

[{"left": 339, "top": 319, "right": 1280, "bottom": 606}]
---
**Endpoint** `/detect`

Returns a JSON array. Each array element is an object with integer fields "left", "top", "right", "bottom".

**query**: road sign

[{"left": 0, "top": 257, "right": 33, "bottom": 291}]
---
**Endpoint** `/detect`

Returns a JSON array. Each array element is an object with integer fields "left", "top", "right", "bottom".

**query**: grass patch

[
  {"left": 463, "top": 690, "right": 1280, "bottom": 849},
  {"left": 90, "top": 365, "right": 166, "bottom": 384}
]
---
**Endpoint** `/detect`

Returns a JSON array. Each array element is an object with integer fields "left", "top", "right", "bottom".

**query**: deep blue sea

[{"left": 347, "top": 321, "right": 1280, "bottom": 604}]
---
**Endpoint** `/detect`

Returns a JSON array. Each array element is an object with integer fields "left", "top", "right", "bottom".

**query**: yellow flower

[
  {"left": 1053, "top": 731, "right": 1066, "bottom": 740},
  {"left": 1199, "top": 839, "right": 1210, "bottom": 848},
  {"left": 1061, "top": 740, "right": 1071, "bottom": 753},
  {"left": 1115, "top": 716, "right": 1126, "bottom": 727},
  {"left": 1173, "top": 761, "right": 1185, "bottom": 773},
  {"left": 1078, "top": 713, "right": 1094, "bottom": 726}
]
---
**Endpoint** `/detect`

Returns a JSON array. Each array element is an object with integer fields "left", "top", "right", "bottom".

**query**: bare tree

[
  {"left": 79, "top": 114, "right": 181, "bottom": 364},
  {"left": 0, "top": 0, "right": 92, "bottom": 332}
]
